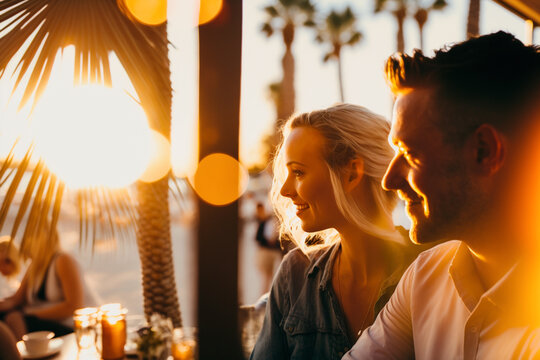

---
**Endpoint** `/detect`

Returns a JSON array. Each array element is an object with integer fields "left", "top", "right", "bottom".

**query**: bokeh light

[
  {"left": 190, "top": 153, "right": 249, "bottom": 206},
  {"left": 124, "top": 0, "right": 167, "bottom": 26},
  {"left": 139, "top": 130, "right": 171, "bottom": 183},
  {"left": 32, "top": 85, "right": 152, "bottom": 189},
  {"left": 199, "top": 0, "right": 223, "bottom": 25}
]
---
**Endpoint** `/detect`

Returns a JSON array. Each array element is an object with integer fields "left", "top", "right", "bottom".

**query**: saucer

[{"left": 17, "top": 338, "right": 63, "bottom": 359}]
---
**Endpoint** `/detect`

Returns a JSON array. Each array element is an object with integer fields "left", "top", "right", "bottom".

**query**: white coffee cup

[{"left": 22, "top": 331, "right": 54, "bottom": 355}]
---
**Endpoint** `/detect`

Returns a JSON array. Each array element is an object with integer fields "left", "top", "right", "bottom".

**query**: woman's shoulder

[{"left": 53, "top": 252, "right": 80, "bottom": 273}]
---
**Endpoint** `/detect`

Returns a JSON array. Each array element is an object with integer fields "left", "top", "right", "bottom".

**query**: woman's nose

[{"left": 280, "top": 178, "right": 294, "bottom": 198}]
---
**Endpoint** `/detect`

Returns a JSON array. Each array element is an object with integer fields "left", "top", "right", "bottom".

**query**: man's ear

[
  {"left": 343, "top": 158, "right": 364, "bottom": 192},
  {"left": 471, "top": 124, "right": 506, "bottom": 175}
]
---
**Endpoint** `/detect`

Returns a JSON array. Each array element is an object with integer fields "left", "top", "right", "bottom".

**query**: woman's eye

[{"left": 292, "top": 169, "right": 303, "bottom": 176}]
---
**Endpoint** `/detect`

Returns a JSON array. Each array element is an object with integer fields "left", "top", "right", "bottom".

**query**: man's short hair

[{"left": 385, "top": 31, "right": 540, "bottom": 144}]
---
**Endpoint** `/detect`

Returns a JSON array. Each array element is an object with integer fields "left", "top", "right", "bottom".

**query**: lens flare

[
  {"left": 190, "top": 153, "right": 248, "bottom": 206},
  {"left": 199, "top": 0, "right": 223, "bottom": 25},
  {"left": 139, "top": 130, "right": 171, "bottom": 183},
  {"left": 32, "top": 85, "right": 152, "bottom": 189},
  {"left": 124, "top": 0, "right": 167, "bottom": 25}
]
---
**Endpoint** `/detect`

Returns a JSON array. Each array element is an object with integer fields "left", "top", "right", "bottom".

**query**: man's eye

[{"left": 403, "top": 151, "right": 420, "bottom": 165}]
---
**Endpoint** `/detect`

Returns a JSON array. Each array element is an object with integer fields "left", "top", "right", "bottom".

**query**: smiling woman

[{"left": 31, "top": 85, "right": 153, "bottom": 189}]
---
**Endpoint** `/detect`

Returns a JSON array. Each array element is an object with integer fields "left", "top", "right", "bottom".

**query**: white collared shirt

[{"left": 344, "top": 241, "right": 540, "bottom": 360}]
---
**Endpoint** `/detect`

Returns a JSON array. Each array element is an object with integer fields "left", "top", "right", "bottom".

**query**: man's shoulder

[{"left": 412, "top": 240, "right": 461, "bottom": 270}]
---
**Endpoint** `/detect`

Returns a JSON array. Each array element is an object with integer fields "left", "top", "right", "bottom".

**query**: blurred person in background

[
  {"left": 254, "top": 201, "right": 283, "bottom": 296},
  {"left": 0, "top": 236, "right": 22, "bottom": 298},
  {"left": 0, "top": 229, "right": 97, "bottom": 340},
  {"left": 251, "top": 104, "right": 423, "bottom": 359}
]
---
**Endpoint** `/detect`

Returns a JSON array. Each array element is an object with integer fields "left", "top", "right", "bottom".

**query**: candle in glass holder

[
  {"left": 100, "top": 303, "right": 128, "bottom": 360},
  {"left": 171, "top": 327, "right": 197, "bottom": 360},
  {"left": 73, "top": 307, "right": 98, "bottom": 350}
]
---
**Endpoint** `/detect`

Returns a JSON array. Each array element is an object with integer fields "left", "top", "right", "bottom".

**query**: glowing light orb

[
  {"left": 124, "top": 0, "right": 167, "bottom": 25},
  {"left": 199, "top": 0, "right": 223, "bottom": 25},
  {"left": 32, "top": 85, "right": 152, "bottom": 189},
  {"left": 139, "top": 130, "right": 171, "bottom": 183},
  {"left": 190, "top": 153, "right": 248, "bottom": 206}
]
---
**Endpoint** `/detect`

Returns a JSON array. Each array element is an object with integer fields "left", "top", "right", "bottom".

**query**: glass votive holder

[
  {"left": 100, "top": 303, "right": 128, "bottom": 360},
  {"left": 171, "top": 327, "right": 198, "bottom": 360},
  {"left": 73, "top": 307, "right": 99, "bottom": 350}
]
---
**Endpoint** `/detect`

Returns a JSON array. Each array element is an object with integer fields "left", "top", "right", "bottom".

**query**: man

[{"left": 344, "top": 31, "right": 540, "bottom": 359}]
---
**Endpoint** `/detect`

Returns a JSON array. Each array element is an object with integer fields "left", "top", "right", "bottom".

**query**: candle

[
  {"left": 100, "top": 304, "right": 127, "bottom": 360},
  {"left": 171, "top": 327, "right": 198, "bottom": 360},
  {"left": 73, "top": 307, "right": 98, "bottom": 350},
  {"left": 172, "top": 339, "right": 197, "bottom": 360}
]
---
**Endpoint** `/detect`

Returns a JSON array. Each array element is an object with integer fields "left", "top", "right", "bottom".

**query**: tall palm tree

[
  {"left": 375, "top": 0, "right": 409, "bottom": 53},
  {"left": 412, "top": 0, "right": 447, "bottom": 51},
  {"left": 315, "top": 6, "right": 362, "bottom": 102},
  {"left": 261, "top": 0, "right": 316, "bottom": 124},
  {"left": 0, "top": 0, "right": 181, "bottom": 326},
  {"left": 467, "top": 0, "right": 481, "bottom": 39}
]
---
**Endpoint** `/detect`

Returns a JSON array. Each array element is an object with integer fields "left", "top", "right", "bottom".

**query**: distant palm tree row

[{"left": 258, "top": 0, "right": 482, "bottom": 167}]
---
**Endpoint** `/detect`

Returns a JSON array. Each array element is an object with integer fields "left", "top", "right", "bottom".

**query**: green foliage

[
  {"left": 315, "top": 5, "right": 362, "bottom": 61},
  {"left": 260, "top": 0, "right": 317, "bottom": 37}
]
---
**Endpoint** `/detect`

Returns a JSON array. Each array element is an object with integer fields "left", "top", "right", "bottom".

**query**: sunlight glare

[
  {"left": 139, "top": 130, "right": 171, "bottom": 182},
  {"left": 199, "top": 0, "right": 223, "bottom": 25},
  {"left": 190, "top": 153, "right": 249, "bottom": 206},
  {"left": 124, "top": 0, "right": 167, "bottom": 25},
  {"left": 32, "top": 85, "right": 152, "bottom": 189}
]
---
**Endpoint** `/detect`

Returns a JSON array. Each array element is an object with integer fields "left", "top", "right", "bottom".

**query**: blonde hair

[
  {"left": 19, "top": 225, "right": 60, "bottom": 292},
  {"left": 271, "top": 103, "right": 402, "bottom": 253},
  {"left": 0, "top": 236, "right": 21, "bottom": 278}
]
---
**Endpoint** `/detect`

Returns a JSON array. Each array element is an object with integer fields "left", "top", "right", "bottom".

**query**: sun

[{"left": 31, "top": 84, "right": 153, "bottom": 189}]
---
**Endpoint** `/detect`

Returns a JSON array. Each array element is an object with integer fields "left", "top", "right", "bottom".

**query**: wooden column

[{"left": 197, "top": 1, "right": 243, "bottom": 359}]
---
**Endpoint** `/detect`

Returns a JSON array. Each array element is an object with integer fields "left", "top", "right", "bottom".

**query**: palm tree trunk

[
  {"left": 467, "top": 0, "right": 480, "bottom": 39},
  {"left": 419, "top": 24, "right": 424, "bottom": 52},
  {"left": 337, "top": 54, "right": 344, "bottom": 102},
  {"left": 136, "top": 178, "right": 181, "bottom": 327},
  {"left": 278, "top": 22, "right": 295, "bottom": 124},
  {"left": 394, "top": 7, "right": 406, "bottom": 53},
  {"left": 135, "top": 23, "right": 181, "bottom": 328}
]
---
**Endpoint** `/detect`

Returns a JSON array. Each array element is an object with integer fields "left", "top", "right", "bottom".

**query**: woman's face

[
  {"left": 280, "top": 127, "right": 345, "bottom": 232},
  {"left": 0, "top": 251, "right": 15, "bottom": 276}
]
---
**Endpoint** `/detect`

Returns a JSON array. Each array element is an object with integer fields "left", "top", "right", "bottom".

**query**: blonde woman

[
  {"left": 0, "top": 237, "right": 21, "bottom": 298},
  {"left": 250, "top": 104, "right": 421, "bottom": 360},
  {"left": 0, "top": 232, "right": 96, "bottom": 340}
]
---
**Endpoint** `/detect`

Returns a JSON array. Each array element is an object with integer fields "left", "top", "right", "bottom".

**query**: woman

[
  {"left": 250, "top": 104, "right": 419, "bottom": 359},
  {"left": 0, "top": 231, "right": 97, "bottom": 340}
]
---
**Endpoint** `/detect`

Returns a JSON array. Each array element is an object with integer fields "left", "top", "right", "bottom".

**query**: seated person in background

[
  {"left": 344, "top": 31, "right": 540, "bottom": 359},
  {"left": 0, "top": 236, "right": 22, "bottom": 298},
  {"left": 0, "top": 230, "right": 97, "bottom": 340},
  {"left": 250, "top": 103, "right": 422, "bottom": 360},
  {"left": 0, "top": 321, "right": 21, "bottom": 360}
]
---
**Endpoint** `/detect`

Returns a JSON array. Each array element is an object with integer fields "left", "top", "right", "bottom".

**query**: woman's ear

[{"left": 343, "top": 158, "right": 364, "bottom": 192}]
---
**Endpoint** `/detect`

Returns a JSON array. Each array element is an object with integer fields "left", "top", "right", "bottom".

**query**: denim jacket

[{"left": 250, "top": 239, "right": 413, "bottom": 360}]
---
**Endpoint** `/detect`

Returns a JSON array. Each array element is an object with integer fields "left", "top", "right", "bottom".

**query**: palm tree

[
  {"left": 375, "top": 0, "right": 409, "bottom": 53},
  {"left": 467, "top": 0, "right": 481, "bottom": 39},
  {"left": 0, "top": 0, "right": 181, "bottom": 326},
  {"left": 261, "top": 0, "right": 316, "bottom": 124},
  {"left": 315, "top": 6, "right": 362, "bottom": 102},
  {"left": 412, "top": 0, "right": 447, "bottom": 51}
]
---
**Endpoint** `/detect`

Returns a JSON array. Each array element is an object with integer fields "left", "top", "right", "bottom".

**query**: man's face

[{"left": 382, "top": 89, "right": 476, "bottom": 244}]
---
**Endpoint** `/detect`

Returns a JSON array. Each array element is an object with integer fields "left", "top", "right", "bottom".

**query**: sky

[{"left": 168, "top": 0, "right": 540, "bottom": 175}]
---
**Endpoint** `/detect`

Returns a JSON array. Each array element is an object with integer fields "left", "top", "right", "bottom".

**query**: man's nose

[{"left": 382, "top": 155, "right": 406, "bottom": 191}]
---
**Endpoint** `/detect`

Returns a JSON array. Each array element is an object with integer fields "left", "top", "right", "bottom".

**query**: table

[{"left": 18, "top": 333, "right": 137, "bottom": 360}]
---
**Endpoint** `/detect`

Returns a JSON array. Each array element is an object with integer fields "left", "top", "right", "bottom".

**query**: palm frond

[{"left": 0, "top": 0, "right": 171, "bottom": 251}]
